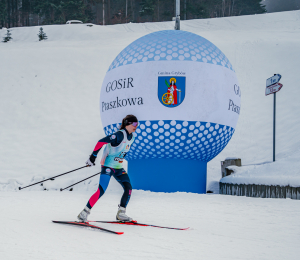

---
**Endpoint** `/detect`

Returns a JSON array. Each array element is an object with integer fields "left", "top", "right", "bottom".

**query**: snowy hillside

[
  {"left": 1, "top": 11, "right": 300, "bottom": 260},
  {"left": 1, "top": 11, "right": 300, "bottom": 192}
]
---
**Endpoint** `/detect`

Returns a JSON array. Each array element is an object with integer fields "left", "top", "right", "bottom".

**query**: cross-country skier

[{"left": 77, "top": 114, "right": 138, "bottom": 222}]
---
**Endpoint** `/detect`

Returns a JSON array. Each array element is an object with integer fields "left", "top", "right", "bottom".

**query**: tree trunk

[
  {"left": 103, "top": 0, "right": 105, "bottom": 25},
  {"left": 157, "top": 0, "right": 159, "bottom": 22},
  {"left": 11, "top": 0, "right": 14, "bottom": 27},
  {"left": 16, "top": 0, "right": 20, "bottom": 26},
  {"left": 125, "top": 0, "right": 127, "bottom": 22},
  {"left": 14, "top": 0, "right": 17, "bottom": 27},
  {"left": 131, "top": 0, "right": 134, "bottom": 22},
  {"left": 222, "top": 0, "right": 225, "bottom": 17},
  {"left": 7, "top": 0, "right": 11, "bottom": 27},
  {"left": 184, "top": 0, "right": 186, "bottom": 20},
  {"left": 107, "top": 0, "right": 110, "bottom": 24}
]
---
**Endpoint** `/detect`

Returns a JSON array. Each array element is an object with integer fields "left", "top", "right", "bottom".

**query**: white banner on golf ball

[{"left": 100, "top": 61, "right": 240, "bottom": 129}]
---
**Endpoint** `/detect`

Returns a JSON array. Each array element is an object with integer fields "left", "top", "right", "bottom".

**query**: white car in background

[
  {"left": 66, "top": 20, "right": 83, "bottom": 24},
  {"left": 66, "top": 20, "right": 93, "bottom": 27}
]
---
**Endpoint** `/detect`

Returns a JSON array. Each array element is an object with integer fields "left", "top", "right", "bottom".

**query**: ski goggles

[{"left": 128, "top": 122, "right": 138, "bottom": 127}]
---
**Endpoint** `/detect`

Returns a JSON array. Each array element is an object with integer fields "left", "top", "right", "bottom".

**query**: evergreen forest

[{"left": 0, "top": 0, "right": 266, "bottom": 28}]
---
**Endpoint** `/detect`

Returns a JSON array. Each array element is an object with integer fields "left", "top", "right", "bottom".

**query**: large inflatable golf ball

[{"left": 100, "top": 30, "right": 241, "bottom": 193}]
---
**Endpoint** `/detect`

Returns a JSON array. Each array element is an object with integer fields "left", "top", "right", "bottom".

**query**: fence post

[
  {"left": 286, "top": 186, "right": 291, "bottom": 199},
  {"left": 281, "top": 186, "right": 286, "bottom": 199},
  {"left": 234, "top": 184, "right": 238, "bottom": 196},
  {"left": 271, "top": 186, "right": 276, "bottom": 198},
  {"left": 252, "top": 185, "right": 257, "bottom": 197},
  {"left": 297, "top": 187, "right": 300, "bottom": 200},
  {"left": 241, "top": 184, "right": 245, "bottom": 196},
  {"left": 275, "top": 185, "right": 280, "bottom": 198},
  {"left": 261, "top": 185, "right": 266, "bottom": 198},
  {"left": 291, "top": 187, "right": 297, "bottom": 199},
  {"left": 256, "top": 185, "right": 261, "bottom": 198}
]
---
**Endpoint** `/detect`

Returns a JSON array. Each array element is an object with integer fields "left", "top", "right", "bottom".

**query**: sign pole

[
  {"left": 265, "top": 73, "right": 282, "bottom": 162},
  {"left": 273, "top": 92, "right": 276, "bottom": 162}
]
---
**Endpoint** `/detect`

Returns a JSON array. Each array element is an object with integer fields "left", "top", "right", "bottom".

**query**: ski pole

[
  {"left": 19, "top": 165, "right": 89, "bottom": 190},
  {"left": 60, "top": 172, "right": 101, "bottom": 191}
]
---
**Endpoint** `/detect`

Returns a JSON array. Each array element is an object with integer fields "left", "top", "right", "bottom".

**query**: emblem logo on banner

[{"left": 158, "top": 76, "right": 186, "bottom": 108}]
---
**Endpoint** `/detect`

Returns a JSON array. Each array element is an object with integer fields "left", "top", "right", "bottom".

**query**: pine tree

[
  {"left": 0, "top": 0, "right": 7, "bottom": 28},
  {"left": 140, "top": 0, "right": 155, "bottom": 17},
  {"left": 2, "top": 29, "right": 12, "bottom": 42},
  {"left": 38, "top": 27, "right": 47, "bottom": 41}
]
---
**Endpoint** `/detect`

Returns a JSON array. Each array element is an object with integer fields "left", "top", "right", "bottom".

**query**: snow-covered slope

[
  {"left": 1, "top": 11, "right": 300, "bottom": 192},
  {"left": 1, "top": 11, "right": 300, "bottom": 260},
  {"left": 1, "top": 190, "right": 300, "bottom": 260}
]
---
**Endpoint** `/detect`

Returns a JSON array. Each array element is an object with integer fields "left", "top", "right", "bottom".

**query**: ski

[
  {"left": 88, "top": 220, "right": 189, "bottom": 230},
  {"left": 52, "top": 220, "right": 124, "bottom": 235}
]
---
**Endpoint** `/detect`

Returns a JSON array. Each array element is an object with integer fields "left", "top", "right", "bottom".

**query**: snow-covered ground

[
  {"left": 1, "top": 10, "right": 300, "bottom": 260},
  {"left": 1, "top": 10, "right": 300, "bottom": 192},
  {"left": 1, "top": 191, "right": 300, "bottom": 260},
  {"left": 221, "top": 149, "right": 300, "bottom": 186}
]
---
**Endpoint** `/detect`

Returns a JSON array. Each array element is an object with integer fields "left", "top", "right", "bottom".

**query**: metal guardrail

[{"left": 219, "top": 183, "right": 300, "bottom": 200}]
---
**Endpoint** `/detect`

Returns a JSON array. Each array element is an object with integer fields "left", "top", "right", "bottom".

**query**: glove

[{"left": 86, "top": 154, "right": 96, "bottom": 167}]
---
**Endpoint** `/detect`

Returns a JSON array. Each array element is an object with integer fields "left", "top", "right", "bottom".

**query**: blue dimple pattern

[
  {"left": 104, "top": 120, "right": 234, "bottom": 162},
  {"left": 108, "top": 30, "right": 234, "bottom": 72}
]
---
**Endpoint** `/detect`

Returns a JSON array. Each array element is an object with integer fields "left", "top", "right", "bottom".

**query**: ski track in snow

[{"left": 0, "top": 191, "right": 300, "bottom": 260}]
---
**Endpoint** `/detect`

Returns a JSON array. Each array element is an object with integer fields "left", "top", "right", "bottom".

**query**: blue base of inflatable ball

[{"left": 128, "top": 159, "right": 207, "bottom": 193}]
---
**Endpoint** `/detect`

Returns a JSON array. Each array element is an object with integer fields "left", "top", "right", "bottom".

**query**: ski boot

[
  {"left": 77, "top": 206, "right": 91, "bottom": 222},
  {"left": 116, "top": 206, "right": 132, "bottom": 222}
]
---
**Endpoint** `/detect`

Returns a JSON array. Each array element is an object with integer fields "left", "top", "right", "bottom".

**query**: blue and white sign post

[
  {"left": 266, "top": 74, "right": 281, "bottom": 87},
  {"left": 266, "top": 74, "right": 283, "bottom": 162}
]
